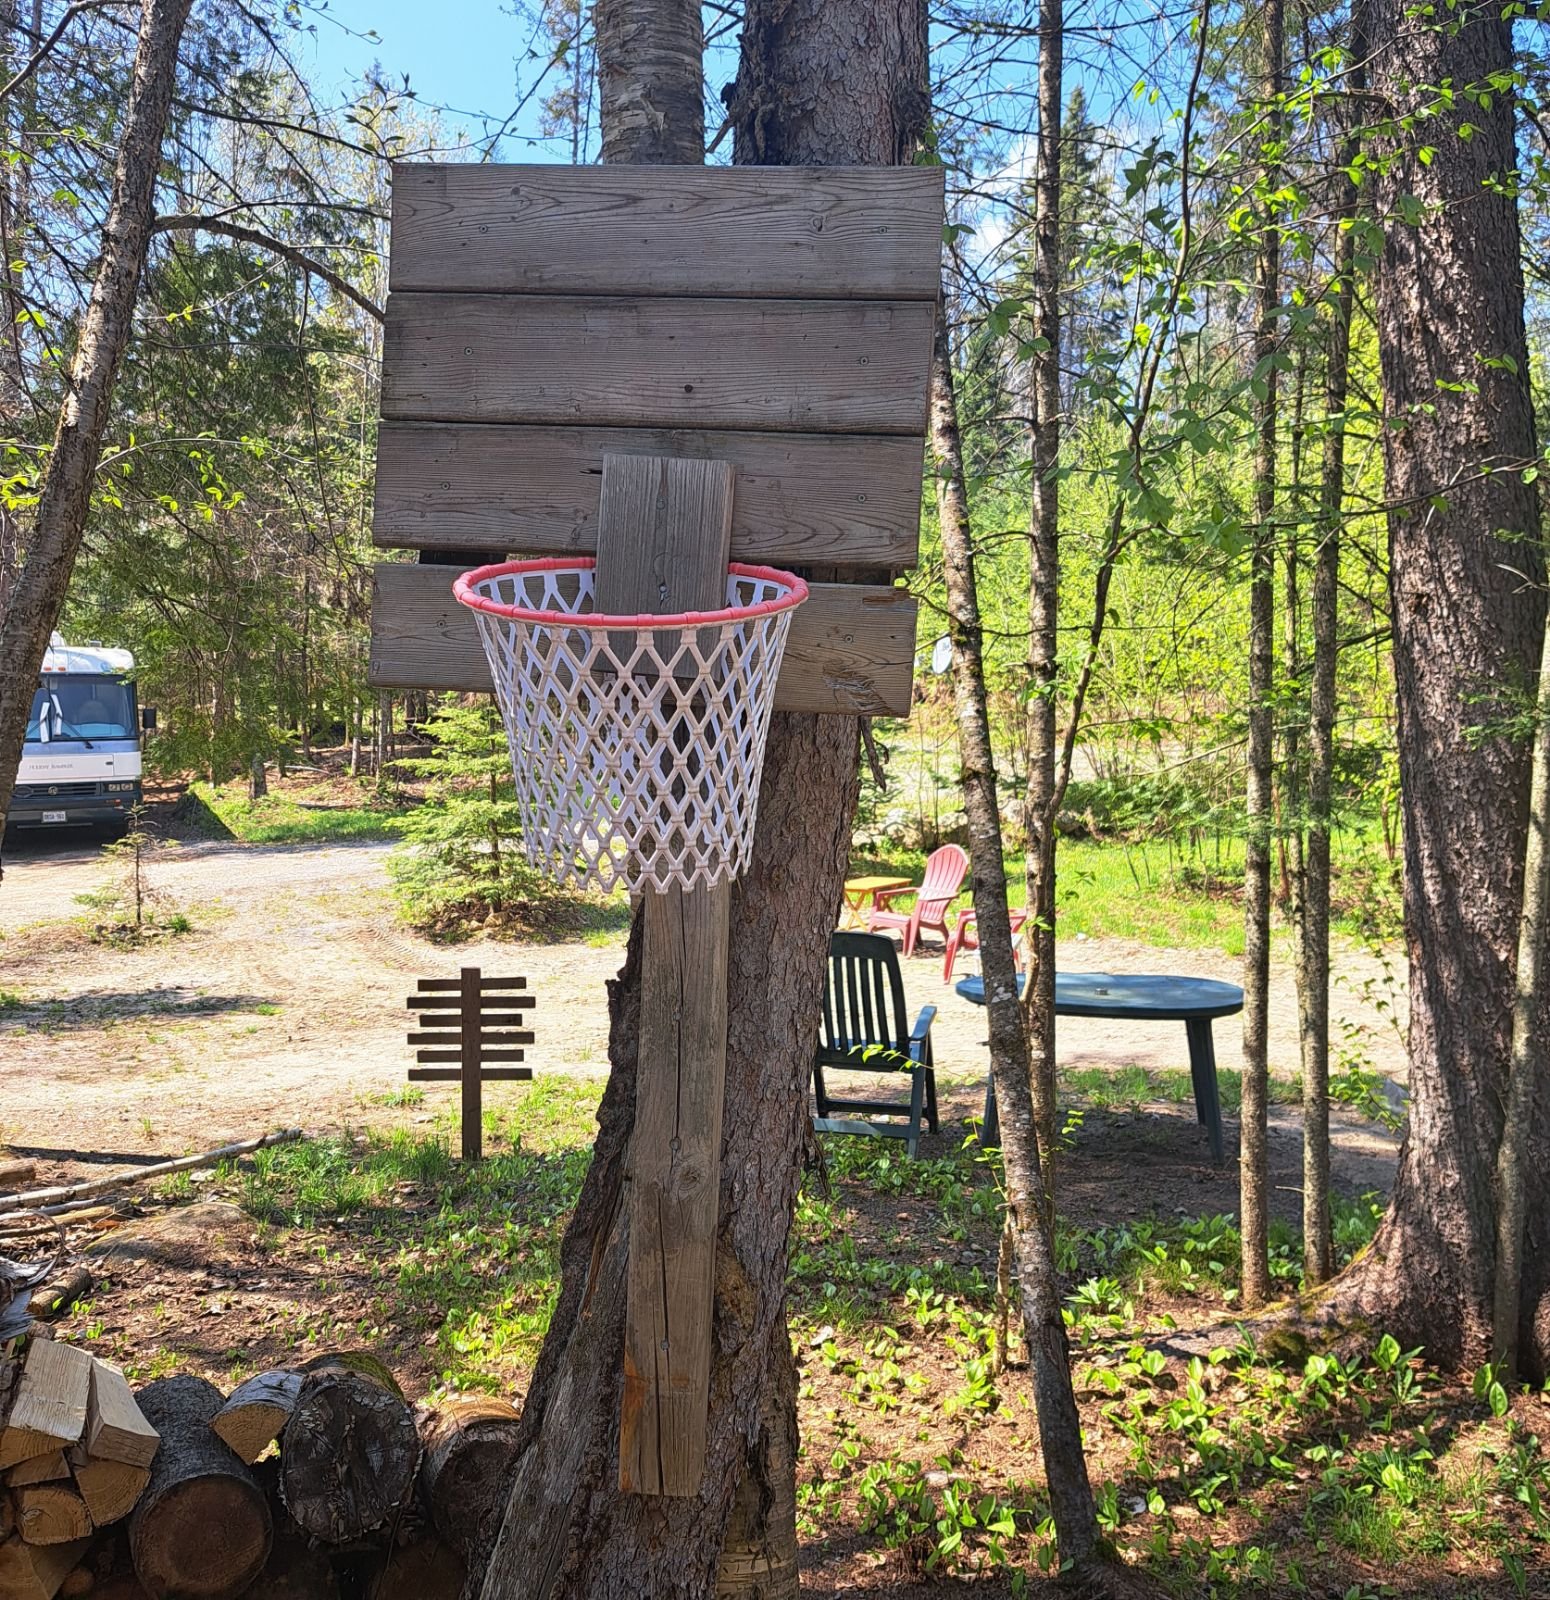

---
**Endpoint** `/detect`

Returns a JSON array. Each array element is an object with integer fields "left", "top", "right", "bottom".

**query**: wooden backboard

[{"left": 369, "top": 163, "right": 944, "bottom": 718}]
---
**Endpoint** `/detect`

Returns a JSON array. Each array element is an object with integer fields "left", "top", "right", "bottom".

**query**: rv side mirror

[{"left": 141, "top": 706, "right": 157, "bottom": 731}]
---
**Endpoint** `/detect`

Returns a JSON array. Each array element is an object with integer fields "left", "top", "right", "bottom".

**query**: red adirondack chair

[
  {"left": 867, "top": 844, "right": 969, "bottom": 957},
  {"left": 941, "top": 906, "right": 1029, "bottom": 983}
]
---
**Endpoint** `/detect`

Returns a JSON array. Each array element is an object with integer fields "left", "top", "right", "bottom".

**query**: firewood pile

[{"left": 0, "top": 1341, "right": 522, "bottom": 1600}]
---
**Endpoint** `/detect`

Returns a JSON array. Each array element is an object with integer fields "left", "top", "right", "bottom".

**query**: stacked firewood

[
  {"left": 1, "top": 1343, "right": 156, "bottom": 1599},
  {"left": 0, "top": 1343, "right": 521, "bottom": 1600}
]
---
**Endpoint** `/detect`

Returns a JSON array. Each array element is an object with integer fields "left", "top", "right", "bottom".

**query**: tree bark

[
  {"left": 475, "top": 5, "right": 930, "bottom": 1595},
  {"left": 1319, "top": 0, "right": 1550, "bottom": 1379},
  {"left": 1240, "top": 0, "right": 1284, "bottom": 1311},
  {"left": 594, "top": 0, "right": 703, "bottom": 166},
  {"left": 1020, "top": 0, "right": 1064, "bottom": 1177},
  {"left": 931, "top": 310, "right": 1101, "bottom": 1574},
  {"left": 0, "top": 0, "right": 193, "bottom": 845}
]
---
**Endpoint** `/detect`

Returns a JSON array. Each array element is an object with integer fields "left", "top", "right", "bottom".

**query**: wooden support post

[
  {"left": 596, "top": 454, "right": 735, "bottom": 1498},
  {"left": 461, "top": 967, "right": 482, "bottom": 1162}
]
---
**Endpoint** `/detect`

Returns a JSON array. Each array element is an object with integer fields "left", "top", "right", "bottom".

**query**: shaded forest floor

[{"left": 11, "top": 1086, "right": 1544, "bottom": 1600}]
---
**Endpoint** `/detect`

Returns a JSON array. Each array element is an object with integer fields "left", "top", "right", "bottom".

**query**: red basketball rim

[{"left": 453, "top": 556, "right": 809, "bottom": 630}]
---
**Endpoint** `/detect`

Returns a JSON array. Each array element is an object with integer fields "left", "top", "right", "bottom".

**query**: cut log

[
  {"left": 416, "top": 1397, "right": 521, "bottom": 1561},
  {"left": 6, "top": 1451, "right": 69, "bottom": 1486},
  {"left": 278, "top": 1358, "right": 420, "bottom": 1544},
  {"left": 364, "top": 1537, "right": 464, "bottom": 1600},
  {"left": 82, "top": 1367, "right": 157, "bottom": 1471},
  {"left": 128, "top": 1377, "right": 270, "bottom": 1600},
  {"left": 0, "top": 1164, "right": 37, "bottom": 1188},
  {"left": 0, "top": 1535, "right": 93, "bottom": 1600},
  {"left": 208, "top": 1372, "right": 299, "bottom": 1466},
  {"left": 71, "top": 1457, "right": 149, "bottom": 1528},
  {"left": 27, "top": 1272, "right": 93, "bottom": 1326},
  {"left": 0, "top": 1342, "right": 92, "bottom": 1469},
  {"left": 13, "top": 1484, "right": 91, "bottom": 1545}
]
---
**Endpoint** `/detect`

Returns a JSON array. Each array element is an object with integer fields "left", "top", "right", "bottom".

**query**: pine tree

[{"left": 389, "top": 697, "right": 539, "bottom": 934}]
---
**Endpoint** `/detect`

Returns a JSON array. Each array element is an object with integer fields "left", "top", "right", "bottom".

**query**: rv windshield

[{"left": 26, "top": 678, "right": 136, "bottom": 742}]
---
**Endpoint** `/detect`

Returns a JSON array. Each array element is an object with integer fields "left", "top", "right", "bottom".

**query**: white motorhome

[{"left": 10, "top": 634, "right": 154, "bottom": 834}]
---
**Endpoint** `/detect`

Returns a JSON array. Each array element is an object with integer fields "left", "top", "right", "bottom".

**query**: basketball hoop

[{"left": 454, "top": 557, "right": 809, "bottom": 895}]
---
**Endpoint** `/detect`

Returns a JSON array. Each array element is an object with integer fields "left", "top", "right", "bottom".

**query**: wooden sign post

[
  {"left": 405, "top": 970, "right": 535, "bottom": 1161},
  {"left": 371, "top": 163, "right": 944, "bottom": 1496}
]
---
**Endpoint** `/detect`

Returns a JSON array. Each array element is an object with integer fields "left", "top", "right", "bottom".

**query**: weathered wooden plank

[
  {"left": 620, "top": 886, "right": 729, "bottom": 1498},
  {"left": 406, "top": 1067, "right": 531, "bottom": 1082},
  {"left": 372, "top": 423, "right": 922, "bottom": 570},
  {"left": 369, "top": 563, "right": 918, "bottom": 718},
  {"left": 390, "top": 164, "right": 944, "bottom": 301},
  {"left": 415, "top": 1047, "right": 527, "bottom": 1065},
  {"left": 593, "top": 456, "right": 734, "bottom": 622},
  {"left": 403, "top": 1012, "right": 533, "bottom": 1029},
  {"left": 381, "top": 293, "right": 934, "bottom": 436},
  {"left": 606, "top": 454, "right": 734, "bottom": 1500}
]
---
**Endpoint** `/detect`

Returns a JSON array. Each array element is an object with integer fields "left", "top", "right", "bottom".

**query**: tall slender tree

[
  {"left": 1240, "top": 0, "right": 1284, "bottom": 1310},
  {"left": 932, "top": 311, "right": 1109, "bottom": 1583},
  {"left": 1021, "top": 0, "right": 1065, "bottom": 1172},
  {"left": 1296, "top": 13, "right": 1366, "bottom": 1288}
]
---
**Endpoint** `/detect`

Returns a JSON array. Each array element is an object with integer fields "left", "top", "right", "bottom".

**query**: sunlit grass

[
  {"left": 851, "top": 826, "right": 1399, "bottom": 958},
  {"left": 186, "top": 778, "right": 408, "bottom": 844}
]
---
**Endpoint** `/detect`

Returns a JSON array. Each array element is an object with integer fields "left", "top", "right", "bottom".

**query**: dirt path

[{"left": 0, "top": 833, "right": 1406, "bottom": 1188}]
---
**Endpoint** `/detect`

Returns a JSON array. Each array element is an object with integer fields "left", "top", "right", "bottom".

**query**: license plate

[{"left": 41, "top": 810, "right": 66, "bottom": 824}]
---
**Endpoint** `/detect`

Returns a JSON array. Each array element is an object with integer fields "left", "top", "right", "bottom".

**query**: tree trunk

[
  {"left": 594, "top": 0, "right": 703, "bottom": 166},
  {"left": 1495, "top": 607, "right": 1550, "bottom": 1372},
  {"left": 1299, "top": 22, "right": 1364, "bottom": 1289},
  {"left": 1020, "top": 0, "right": 1064, "bottom": 1176},
  {"left": 474, "top": 4, "right": 930, "bottom": 1596},
  {"left": 0, "top": 0, "right": 193, "bottom": 844},
  {"left": 1240, "top": 0, "right": 1283, "bottom": 1311},
  {"left": 931, "top": 310, "right": 1101, "bottom": 1574},
  {"left": 1321, "top": 0, "right": 1550, "bottom": 1379}
]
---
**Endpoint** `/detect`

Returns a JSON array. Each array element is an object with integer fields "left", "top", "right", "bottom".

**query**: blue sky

[{"left": 297, "top": 1, "right": 568, "bottom": 153}]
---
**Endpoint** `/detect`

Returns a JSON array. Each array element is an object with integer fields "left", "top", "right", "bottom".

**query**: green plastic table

[{"left": 954, "top": 971, "right": 1244, "bottom": 1163}]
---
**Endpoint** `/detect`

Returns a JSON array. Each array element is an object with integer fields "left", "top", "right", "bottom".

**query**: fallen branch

[{"left": 0, "top": 1130, "right": 303, "bottom": 1212}]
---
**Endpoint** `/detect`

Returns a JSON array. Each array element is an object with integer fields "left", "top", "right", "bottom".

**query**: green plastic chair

[{"left": 813, "top": 932, "right": 939, "bottom": 1157}]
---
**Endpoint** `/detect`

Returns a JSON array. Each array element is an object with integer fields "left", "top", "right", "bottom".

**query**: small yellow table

[{"left": 840, "top": 875, "right": 913, "bottom": 930}]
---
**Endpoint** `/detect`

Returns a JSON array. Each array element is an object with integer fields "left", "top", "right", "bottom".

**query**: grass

[
  {"left": 89, "top": 1076, "right": 1542, "bottom": 1595},
  {"left": 186, "top": 777, "right": 409, "bottom": 845},
  {"left": 1062, "top": 1062, "right": 1302, "bottom": 1115},
  {"left": 850, "top": 829, "right": 1403, "bottom": 959}
]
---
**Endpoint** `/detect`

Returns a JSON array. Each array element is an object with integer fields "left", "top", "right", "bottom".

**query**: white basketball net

[{"left": 456, "top": 559, "right": 806, "bottom": 895}]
